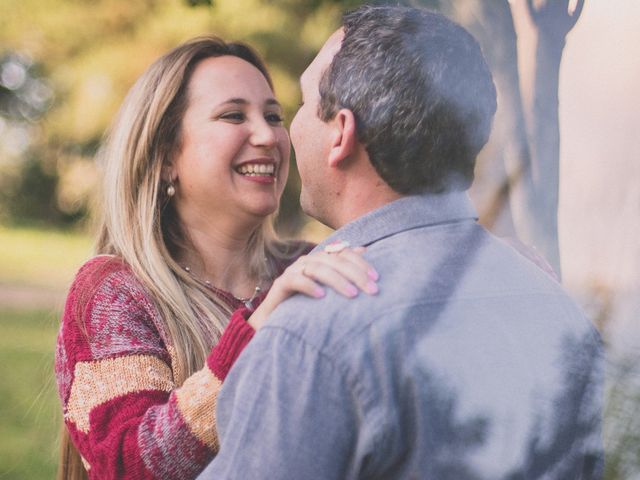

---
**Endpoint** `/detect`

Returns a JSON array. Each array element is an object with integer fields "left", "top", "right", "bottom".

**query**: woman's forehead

[{"left": 187, "top": 55, "right": 274, "bottom": 102}]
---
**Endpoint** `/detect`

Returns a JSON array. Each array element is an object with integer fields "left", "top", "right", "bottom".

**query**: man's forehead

[
  {"left": 320, "top": 29, "right": 344, "bottom": 59},
  {"left": 300, "top": 29, "right": 344, "bottom": 88}
]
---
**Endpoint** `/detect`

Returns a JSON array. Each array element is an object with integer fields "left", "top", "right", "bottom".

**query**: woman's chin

[{"left": 244, "top": 202, "right": 279, "bottom": 221}]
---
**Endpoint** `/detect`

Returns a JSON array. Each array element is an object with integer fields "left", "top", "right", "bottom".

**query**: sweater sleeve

[
  {"left": 207, "top": 307, "right": 255, "bottom": 381},
  {"left": 54, "top": 257, "right": 253, "bottom": 480}
]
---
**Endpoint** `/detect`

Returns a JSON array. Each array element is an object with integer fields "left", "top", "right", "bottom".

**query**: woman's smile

[{"left": 235, "top": 157, "right": 278, "bottom": 184}]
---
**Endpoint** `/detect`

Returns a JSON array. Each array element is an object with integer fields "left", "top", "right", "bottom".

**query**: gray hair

[{"left": 319, "top": 5, "right": 497, "bottom": 194}]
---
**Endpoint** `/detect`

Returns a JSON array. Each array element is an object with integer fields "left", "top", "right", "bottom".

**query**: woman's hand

[{"left": 248, "top": 245, "right": 379, "bottom": 330}]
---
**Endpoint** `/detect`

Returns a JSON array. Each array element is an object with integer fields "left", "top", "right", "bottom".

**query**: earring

[{"left": 166, "top": 181, "right": 176, "bottom": 197}]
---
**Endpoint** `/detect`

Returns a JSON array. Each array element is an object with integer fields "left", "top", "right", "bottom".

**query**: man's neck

[{"left": 330, "top": 184, "right": 403, "bottom": 230}]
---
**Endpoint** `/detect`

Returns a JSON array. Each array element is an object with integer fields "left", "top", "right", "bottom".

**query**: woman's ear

[
  {"left": 161, "top": 163, "right": 176, "bottom": 183},
  {"left": 328, "top": 108, "right": 357, "bottom": 168}
]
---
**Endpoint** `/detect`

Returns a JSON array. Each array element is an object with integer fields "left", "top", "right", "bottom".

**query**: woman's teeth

[{"left": 237, "top": 163, "right": 275, "bottom": 176}]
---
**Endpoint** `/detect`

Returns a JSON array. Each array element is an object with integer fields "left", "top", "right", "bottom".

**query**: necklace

[{"left": 182, "top": 266, "right": 262, "bottom": 309}]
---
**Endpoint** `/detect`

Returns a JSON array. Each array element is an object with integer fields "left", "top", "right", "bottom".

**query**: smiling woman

[
  {"left": 54, "top": 36, "right": 378, "bottom": 480},
  {"left": 168, "top": 55, "right": 290, "bottom": 226}
]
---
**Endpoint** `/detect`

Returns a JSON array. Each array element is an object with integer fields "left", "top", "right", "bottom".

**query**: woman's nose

[{"left": 250, "top": 117, "right": 277, "bottom": 148}]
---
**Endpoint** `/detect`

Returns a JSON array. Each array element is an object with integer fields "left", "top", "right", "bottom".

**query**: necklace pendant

[{"left": 241, "top": 286, "right": 262, "bottom": 310}]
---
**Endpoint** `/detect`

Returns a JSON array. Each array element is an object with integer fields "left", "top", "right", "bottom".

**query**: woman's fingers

[
  {"left": 300, "top": 248, "right": 378, "bottom": 297},
  {"left": 248, "top": 265, "right": 326, "bottom": 330},
  {"left": 331, "top": 247, "right": 379, "bottom": 281},
  {"left": 289, "top": 262, "right": 327, "bottom": 298},
  {"left": 249, "top": 246, "right": 378, "bottom": 329}
]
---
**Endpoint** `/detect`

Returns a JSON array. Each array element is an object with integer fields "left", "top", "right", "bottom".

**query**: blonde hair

[
  {"left": 96, "top": 34, "right": 299, "bottom": 381},
  {"left": 58, "top": 36, "right": 300, "bottom": 480}
]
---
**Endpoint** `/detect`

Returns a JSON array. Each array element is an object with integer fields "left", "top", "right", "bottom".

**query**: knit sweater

[{"left": 54, "top": 254, "right": 294, "bottom": 479}]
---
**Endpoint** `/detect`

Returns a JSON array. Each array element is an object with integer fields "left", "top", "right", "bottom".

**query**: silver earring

[{"left": 166, "top": 182, "right": 176, "bottom": 197}]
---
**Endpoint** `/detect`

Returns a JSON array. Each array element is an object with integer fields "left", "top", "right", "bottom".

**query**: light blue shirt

[{"left": 199, "top": 192, "right": 603, "bottom": 480}]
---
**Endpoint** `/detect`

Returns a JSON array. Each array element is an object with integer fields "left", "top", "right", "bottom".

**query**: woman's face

[{"left": 170, "top": 55, "right": 290, "bottom": 231}]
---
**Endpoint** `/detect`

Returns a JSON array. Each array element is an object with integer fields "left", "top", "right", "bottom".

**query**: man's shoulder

[
  {"left": 263, "top": 287, "right": 374, "bottom": 355},
  {"left": 260, "top": 221, "right": 595, "bottom": 361}
]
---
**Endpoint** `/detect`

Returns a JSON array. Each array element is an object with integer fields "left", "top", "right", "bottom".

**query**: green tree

[{"left": 0, "top": 0, "right": 586, "bottom": 261}]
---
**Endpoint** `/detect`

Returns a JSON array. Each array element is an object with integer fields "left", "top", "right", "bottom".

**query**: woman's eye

[
  {"left": 219, "top": 112, "right": 245, "bottom": 122},
  {"left": 265, "top": 112, "right": 284, "bottom": 125}
]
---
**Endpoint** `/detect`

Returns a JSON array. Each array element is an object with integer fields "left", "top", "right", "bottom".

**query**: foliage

[
  {"left": 0, "top": 52, "right": 52, "bottom": 123},
  {"left": 0, "top": 0, "right": 441, "bottom": 229},
  {"left": 0, "top": 155, "right": 60, "bottom": 224},
  {"left": 0, "top": 0, "right": 366, "bottom": 229}
]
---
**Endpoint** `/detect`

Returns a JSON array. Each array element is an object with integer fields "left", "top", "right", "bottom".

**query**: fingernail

[
  {"left": 314, "top": 287, "right": 326, "bottom": 298},
  {"left": 366, "top": 281, "right": 378, "bottom": 295},
  {"left": 346, "top": 285, "right": 358, "bottom": 297},
  {"left": 368, "top": 268, "right": 379, "bottom": 281}
]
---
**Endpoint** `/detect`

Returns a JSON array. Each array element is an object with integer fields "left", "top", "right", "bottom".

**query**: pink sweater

[{"left": 55, "top": 255, "right": 273, "bottom": 479}]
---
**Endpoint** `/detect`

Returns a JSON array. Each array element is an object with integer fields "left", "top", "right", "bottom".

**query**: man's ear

[{"left": 328, "top": 109, "right": 357, "bottom": 168}]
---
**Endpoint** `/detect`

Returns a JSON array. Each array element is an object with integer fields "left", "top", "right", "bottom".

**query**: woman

[{"left": 55, "top": 36, "right": 377, "bottom": 480}]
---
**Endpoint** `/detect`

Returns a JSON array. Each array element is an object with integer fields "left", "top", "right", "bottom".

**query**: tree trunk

[
  {"left": 445, "top": 0, "right": 585, "bottom": 278},
  {"left": 444, "top": 0, "right": 538, "bottom": 248},
  {"left": 524, "top": 0, "right": 585, "bottom": 277}
]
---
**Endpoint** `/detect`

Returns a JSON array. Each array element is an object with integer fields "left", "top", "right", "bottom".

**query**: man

[{"left": 199, "top": 5, "right": 603, "bottom": 479}]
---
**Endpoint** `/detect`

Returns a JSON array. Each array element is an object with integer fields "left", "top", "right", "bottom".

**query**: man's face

[{"left": 290, "top": 30, "right": 344, "bottom": 224}]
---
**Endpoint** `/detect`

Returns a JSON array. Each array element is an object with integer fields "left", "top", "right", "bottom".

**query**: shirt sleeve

[
  {"left": 197, "top": 326, "right": 363, "bottom": 480},
  {"left": 55, "top": 258, "right": 255, "bottom": 480}
]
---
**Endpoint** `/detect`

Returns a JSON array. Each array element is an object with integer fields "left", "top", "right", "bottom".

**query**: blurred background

[{"left": 0, "top": 0, "right": 638, "bottom": 478}]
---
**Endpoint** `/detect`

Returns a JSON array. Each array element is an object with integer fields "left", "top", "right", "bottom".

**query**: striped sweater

[{"left": 55, "top": 255, "right": 266, "bottom": 479}]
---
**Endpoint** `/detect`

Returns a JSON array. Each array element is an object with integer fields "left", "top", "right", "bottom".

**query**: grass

[
  {"left": 0, "top": 308, "right": 61, "bottom": 479},
  {"left": 0, "top": 225, "right": 90, "bottom": 479},
  {"left": 0, "top": 225, "right": 92, "bottom": 290}
]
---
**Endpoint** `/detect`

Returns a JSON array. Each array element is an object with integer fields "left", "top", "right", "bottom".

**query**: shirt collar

[{"left": 315, "top": 191, "right": 478, "bottom": 250}]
